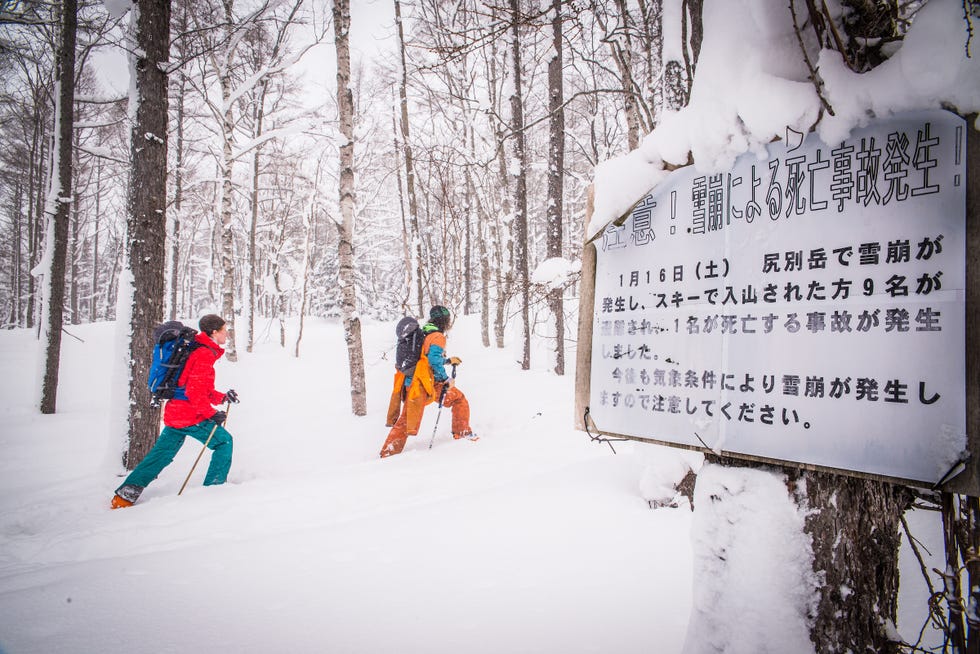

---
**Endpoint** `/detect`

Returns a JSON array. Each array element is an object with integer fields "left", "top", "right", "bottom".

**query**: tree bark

[
  {"left": 169, "top": 3, "right": 187, "bottom": 321},
  {"left": 123, "top": 0, "right": 171, "bottom": 467},
  {"left": 394, "top": 0, "right": 425, "bottom": 317},
  {"left": 69, "top": 137, "right": 80, "bottom": 325},
  {"left": 11, "top": 180, "right": 23, "bottom": 326},
  {"left": 702, "top": 454, "right": 911, "bottom": 652},
  {"left": 38, "top": 0, "right": 77, "bottom": 414},
  {"left": 489, "top": 37, "right": 511, "bottom": 350},
  {"left": 509, "top": 0, "right": 530, "bottom": 371},
  {"left": 334, "top": 0, "right": 367, "bottom": 416},
  {"left": 90, "top": 158, "right": 101, "bottom": 323},
  {"left": 27, "top": 94, "right": 47, "bottom": 331},
  {"left": 792, "top": 467, "right": 911, "bottom": 652},
  {"left": 604, "top": 0, "right": 642, "bottom": 150},
  {"left": 685, "top": 0, "right": 703, "bottom": 76},
  {"left": 391, "top": 100, "right": 412, "bottom": 312},
  {"left": 547, "top": 0, "right": 565, "bottom": 376}
]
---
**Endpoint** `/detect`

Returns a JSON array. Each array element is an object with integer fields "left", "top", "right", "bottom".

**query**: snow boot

[
  {"left": 110, "top": 494, "right": 133, "bottom": 509},
  {"left": 453, "top": 430, "right": 479, "bottom": 441},
  {"left": 111, "top": 483, "right": 144, "bottom": 509}
]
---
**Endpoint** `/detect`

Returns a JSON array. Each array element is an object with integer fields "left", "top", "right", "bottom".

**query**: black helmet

[
  {"left": 430, "top": 305, "right": 450, "bottom": 321},
  {"left": 429, "top": 305, "right": 451, "bottom": 330}
]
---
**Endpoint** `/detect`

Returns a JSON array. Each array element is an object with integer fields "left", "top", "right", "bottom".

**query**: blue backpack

[{"left": 147, "top": 321, "right": 201, "bottom": 407}]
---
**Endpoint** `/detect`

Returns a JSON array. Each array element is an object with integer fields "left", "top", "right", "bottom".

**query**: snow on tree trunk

[
  {"left": 294, "top": 177, "right": 315, "bottom": 359},
  {"left": 508, "top": 0, "right": 530, "bottom": 371},
  {"left": 690, "top": 455, "right": 912, "bottom": 653},
  {"left": 169, "top": 3, "right": 187, "bottom": 322},
  {"left": 334, "top": 0, "right": 367, "bottom": 416},
  {"left": 795, "top": 467, "right": 911, "bottom": 652},
  {"left": 91, "top": 159, "right": 101, "bottom": 323},
  {"left": 37, "top": 0, "right": 77, "bottom": 414},
  {"left": 122, "top": 0, "right": 171, "bottom": 469},
  {"left": 247, "top": 85, "right": 263, "bottom": 354},
  {"left": 546, "top": 0, "right": 565, "bottom": 376},
  {"left": 219, "top": 77, "right": 238, "bottom": 362},
  {"left": 684, "top": 462, "right": 818, "bottom": 654},
  {"left": 662, "top": 0, "right": 690, "bottom": 111},
  {"left": 489, "top": 38, "right": 511, "bottom": 351},
  {"left": 27, "top": 97, "right": 47, "bottom": 332},
  {"left": 217, "top": 0, "right": 238, "bottom": 363}
]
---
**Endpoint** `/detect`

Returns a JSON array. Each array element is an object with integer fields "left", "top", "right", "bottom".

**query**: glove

[
  {"left": 225, "top": 389, "right": 240, "bottom": 404},
  {"left": 211, "top": 410, "right": 227, "bottom": 426},
  {"left": 447, "top": 356, "right": 462, "bottom": 366}
]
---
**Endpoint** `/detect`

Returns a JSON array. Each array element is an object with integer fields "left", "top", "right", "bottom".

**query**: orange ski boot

[{"left": 110, "top": 494, "right": 134, "bottom": 509}]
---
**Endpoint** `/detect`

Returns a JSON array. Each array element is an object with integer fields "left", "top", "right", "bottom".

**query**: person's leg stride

[
  {"left": 112, "top": 427, "right": 187, "bottom": 507},
  {"left": 380, "top": 409, "right": 410, "bottom": 457},
  {"left": 184, "top": 422, "right": 234, "bottom": 486},
  {"left": 443, "top": 386, "right": 475, "bottom": 440}
]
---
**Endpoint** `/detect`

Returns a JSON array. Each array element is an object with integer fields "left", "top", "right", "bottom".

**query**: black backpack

[
  {"left": 147, "top": 321, "right": 201, "bottom": 407},
  {"left": 394, "top": 316, "right": 425, "bottom": 375}
]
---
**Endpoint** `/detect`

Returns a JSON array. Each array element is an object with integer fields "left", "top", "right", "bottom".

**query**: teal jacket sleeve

[{"left": 428, "top": 343, "right": 448, "bottom": 382}]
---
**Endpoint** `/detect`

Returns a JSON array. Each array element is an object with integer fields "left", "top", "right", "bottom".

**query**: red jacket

[{"left": 163, "top": 332, "right": 227, "bottom": 428}]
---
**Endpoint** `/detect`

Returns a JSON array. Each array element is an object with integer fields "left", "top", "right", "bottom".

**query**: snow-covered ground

[{"left": 0, "top": 315, "right": 944, "bottom": 653}]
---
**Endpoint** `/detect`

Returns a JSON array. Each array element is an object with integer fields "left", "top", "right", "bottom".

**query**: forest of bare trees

[
  {"left": 3, "top": 1, "right": 979, "bottom": 651},
  {"left": 0, "top": 0, "right": 696, "bottom": 375}
]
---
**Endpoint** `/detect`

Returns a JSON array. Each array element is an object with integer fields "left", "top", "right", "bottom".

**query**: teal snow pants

[{"left": 118, "top": 421, "right": 234, "bottom": 491}]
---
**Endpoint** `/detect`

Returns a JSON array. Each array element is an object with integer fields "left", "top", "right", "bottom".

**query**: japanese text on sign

[{"left": 590, "top": 110, "right": 967, "bottom": 486}]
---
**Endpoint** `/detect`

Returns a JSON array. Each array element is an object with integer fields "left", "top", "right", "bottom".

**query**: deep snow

[
  {"left": 0, "top": 316, "right": 944, "bottom": 652},
  {"left": 4, "top": 0, "right": 969, "bottom": 649}
]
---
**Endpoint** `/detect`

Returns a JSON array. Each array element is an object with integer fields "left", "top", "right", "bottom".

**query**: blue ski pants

[{"left": 118, "top": 421, "right": 234, "bottom": 491}]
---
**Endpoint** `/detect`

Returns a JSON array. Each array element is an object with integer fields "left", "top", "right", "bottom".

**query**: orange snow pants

[{"left": 380, "top": 383, "right": 470, "bottom": 457}]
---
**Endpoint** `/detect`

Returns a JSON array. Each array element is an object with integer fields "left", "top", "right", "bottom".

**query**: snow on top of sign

[
  {"left": 589, "top": 0, "right": 980, "bottom": 242},
  {"left": 817, "top": 0, "right": 980, "bottom": 146}
]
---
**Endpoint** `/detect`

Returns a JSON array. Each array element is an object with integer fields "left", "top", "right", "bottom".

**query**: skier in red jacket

[{"left": 111, "top": 314, "right": 239, "bottom": 509}]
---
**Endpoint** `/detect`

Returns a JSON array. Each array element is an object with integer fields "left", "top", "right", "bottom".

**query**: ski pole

[
  {"left": 178, "top": 402, "right": 230, "bottom": 495},
  {"left": 428, "top": 363, "right": 458, "bottom": 449}
]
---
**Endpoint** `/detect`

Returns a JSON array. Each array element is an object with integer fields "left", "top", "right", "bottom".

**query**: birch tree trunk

[
  {"left": 295, "top": 188, "right": 314, "bottom": 358},
  {"left": 27, "top": 94, "right": 47, "bottom": 331},
  {"left": 247, "top": 82, "right": 264, "bottom": 353},
  {"left": 546, "top": 0, "right": 565, "bottom": 376},
  {"left": 334, "top": 0, "right": 367, "bottom": 416},
  {"left": 69, "top": 139, "right": 80, "bottom": 325},
  {"left": 218, "top": 0, "right": 238, "bottom": 362},
  {"left": 11, "top": 181, "right": 23, "bottom": 326},
  {"left": 123, "top": 0, "right": 171, "bottom": 467},
  {"left": 38, "top": 0, "right": 77, "bottom": 414},
  {"left": 509, "top": 0, "right": 530, "bottom": 371},
  {"left": 90, "top": 158, "right": 101, "bottom": 323},
  {"left": 488, "top": 39, "right": 511, "bottom": 350}
]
